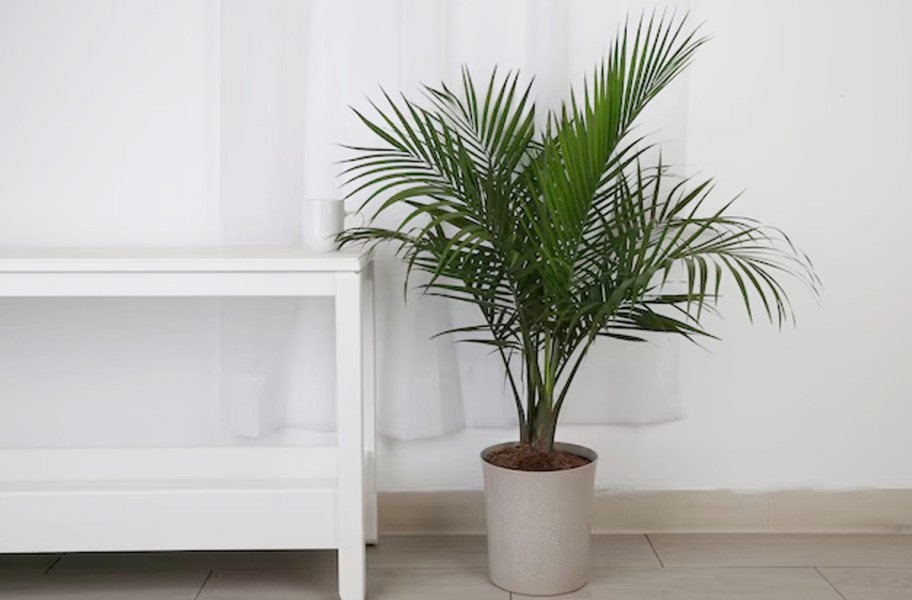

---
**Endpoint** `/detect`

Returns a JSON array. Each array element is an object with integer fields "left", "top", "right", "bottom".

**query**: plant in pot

[{"left": 338, "top": 14, "right": 819, "bottom": 596}]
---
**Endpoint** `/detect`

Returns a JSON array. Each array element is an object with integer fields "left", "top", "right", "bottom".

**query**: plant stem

[
  {"left": 553, "top": 335, "right": 597, "bottom": 421},
  {"left": 532, "top": 406, "right": 556, "bottom": 452},
  {"left": 493, "top": 342, "right": 525, "bottom": 437}
]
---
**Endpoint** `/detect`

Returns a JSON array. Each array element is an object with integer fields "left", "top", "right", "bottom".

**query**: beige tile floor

[{"left": 0, "top": 535, "right": 910, "bottom": 599}]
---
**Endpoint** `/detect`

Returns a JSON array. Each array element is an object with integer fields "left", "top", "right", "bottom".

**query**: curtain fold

[
  {"left": 214, "top": 0, "right": 689, "bottom": 441},
  {"left": 0, "top": 0, "right": 687, "bottom": 447}
]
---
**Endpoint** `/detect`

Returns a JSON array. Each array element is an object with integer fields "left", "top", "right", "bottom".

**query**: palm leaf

[{"left": 336, "top": 13, "right": 819, "bottom": 451}]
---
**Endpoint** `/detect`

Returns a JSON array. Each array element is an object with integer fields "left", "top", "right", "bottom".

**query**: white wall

[
  {"left": 0, "top": 0, "right": 690, "bottom": 446},
  {"left": 0, "top": 0, "right": 224, "bottom": 447},
  {"left": 0, "top": 0, "right": 221, "bottom": 245},
  {"left": 1, "top": 0, "right": 910, "bottom": 491},
  {"left": 378, "top": 0, "right": 912, "bottom": 491}
]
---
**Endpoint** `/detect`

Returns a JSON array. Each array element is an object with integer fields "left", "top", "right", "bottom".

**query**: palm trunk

[
  {"left": 526, "top": 334, "right": 559, "bottom": 453},
  {"left": 531, "top": 418, "right": 556, "bottom": 452},
  {"left": 530, "top": 398, "right": 557, "bottom": 453}
]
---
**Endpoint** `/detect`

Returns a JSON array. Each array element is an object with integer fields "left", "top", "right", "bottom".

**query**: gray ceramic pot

[{"left": 481, "top": 442, "right": 598, "bottom": 596}]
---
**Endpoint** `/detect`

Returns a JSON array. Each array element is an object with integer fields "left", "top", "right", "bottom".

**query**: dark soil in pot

[{"left": 484, "top": 443, "right": 592, "bottom": 472}]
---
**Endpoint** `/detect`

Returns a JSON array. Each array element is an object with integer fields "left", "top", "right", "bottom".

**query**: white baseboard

[{"left": 379, "top": 490, "right": 912, "bottom": 535}]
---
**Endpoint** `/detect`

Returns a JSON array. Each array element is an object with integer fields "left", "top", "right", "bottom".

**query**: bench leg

[{"left": 336, "top": 273, "right": 365, "bottom": 600}]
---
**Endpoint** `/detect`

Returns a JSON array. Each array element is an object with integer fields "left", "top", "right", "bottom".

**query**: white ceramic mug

[{"left": 300, "top": 199, "right": 359, "bottom": 251}]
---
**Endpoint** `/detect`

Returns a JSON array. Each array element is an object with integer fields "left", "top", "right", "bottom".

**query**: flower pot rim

[{"left": 480, "top": 441, "right": 598, "bottom": 473}]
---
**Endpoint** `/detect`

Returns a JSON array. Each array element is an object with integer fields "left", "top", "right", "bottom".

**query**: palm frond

[{"left": 337, "top": 13, "right": 819, "bottom": 451}]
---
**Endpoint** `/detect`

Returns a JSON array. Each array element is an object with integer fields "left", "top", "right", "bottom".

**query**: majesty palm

[{"left": 338, "top": 14, "right": 819, "bottom": 454}]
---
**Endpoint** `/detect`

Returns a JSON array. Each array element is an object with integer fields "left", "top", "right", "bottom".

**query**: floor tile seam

[
  {"left": 815, "top": 564, "right": 912, "bottom": 569},
  {"left": 44, "top": 568, "right": 226, "bottom": 576},
  {"left": 43, "top": 555, "right": 64, "bottom": 574},
  {"left": 644, "top": 534, "right": 665, "bottom": 567},
  {"left": 657, "top": 563, "right": 912, "bottom": 569},
  {"left": 48, "top": 566, "right": 336, "bottom": 573},
  {"left": 366, "top": 566, "right": 491, "bottom": 572},
  {"left": 193, "top": 570, "right": 213, "bottom": 600},
  {"left": 587, "top": 565, "right": 685, "bottom": 572},
  {"left": 814, "top": 567, "right": 849, "bottom": 600},
  {"left": 42, "top": 564, "right": 911, "bottom": 574},
  {"left": 589, "top": 565, "right": 857, "bottom": 573}
]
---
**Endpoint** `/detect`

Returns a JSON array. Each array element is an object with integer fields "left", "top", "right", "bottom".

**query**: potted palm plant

[{"left": 338, "top": 14, "right": 818, "bottom": 596}]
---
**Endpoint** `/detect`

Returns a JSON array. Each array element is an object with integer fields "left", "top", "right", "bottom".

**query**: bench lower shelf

[{"left": 0, "top": 447, "right": 350, "bottom": 554}]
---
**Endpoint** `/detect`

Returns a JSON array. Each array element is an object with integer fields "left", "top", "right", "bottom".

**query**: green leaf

[{"left": 335, "top": 13, "right": 818, "bottom": 451}]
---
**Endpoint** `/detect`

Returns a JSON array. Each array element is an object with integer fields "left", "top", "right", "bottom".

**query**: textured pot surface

[{"left": 481, "top": 442, "right": 598, "bottom": 596}]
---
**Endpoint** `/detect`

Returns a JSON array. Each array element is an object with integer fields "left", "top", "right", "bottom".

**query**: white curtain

[
  {"left": 0, "top": 0, "right": 687, "bottom": 447},
  {"left": 218, "top": 0, "right": 690, "bottom": 441}
]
